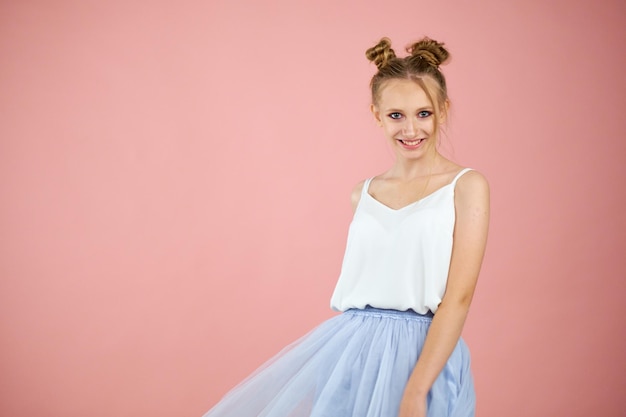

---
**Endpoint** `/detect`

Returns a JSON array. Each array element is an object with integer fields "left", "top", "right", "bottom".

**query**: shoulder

[
  {"left": 454, "top": 169, "right": 490, "bottom": 212},
  {"left": 350, "top": 179, "right": 367, "bottom": 212},
  {"left": 456, "top": 169, "right": 489, "bottom": 192}
]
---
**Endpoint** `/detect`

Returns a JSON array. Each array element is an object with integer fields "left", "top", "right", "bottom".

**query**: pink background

[{"left": 1, "top": 0, "right": 625, "bottom": 416}]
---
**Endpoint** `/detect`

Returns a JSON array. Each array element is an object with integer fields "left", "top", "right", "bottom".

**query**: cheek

[
  {"left": 383, "top": 125, "right": 402, "bottom": 138},
  {"left": 418, "top": 119, "right": 435, "bottom": 133}
]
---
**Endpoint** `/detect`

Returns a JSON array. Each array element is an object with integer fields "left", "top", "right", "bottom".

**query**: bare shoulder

[
  {"left": 455, "top": 169, "right": 490, "bottom": 211},
  {"left": 351, "top": 179, "right": 367, "bottom": 212},
  {"left": 457, "top": 169, "right": 489, "bottom": 192}
]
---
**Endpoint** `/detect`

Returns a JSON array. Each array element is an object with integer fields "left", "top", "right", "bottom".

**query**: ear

[{"left": 370, "top": 103, "right": 383, "bottom": 127}]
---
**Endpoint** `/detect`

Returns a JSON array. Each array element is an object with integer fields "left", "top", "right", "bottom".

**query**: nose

[{"left": 402, "top": 118, "right": 417, "bottom": 137}]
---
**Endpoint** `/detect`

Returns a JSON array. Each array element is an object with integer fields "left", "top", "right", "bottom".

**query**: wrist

[{"left": 404, "top": 380, "right": 429, "bottom": 398}]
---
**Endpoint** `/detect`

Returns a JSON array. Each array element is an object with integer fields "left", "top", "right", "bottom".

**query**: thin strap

[
  {"left": 450, "top": 168, "right": 473, "bottom": 186},
  {"left": 361, "top": 178, "right": 374, "bottom": 197}
]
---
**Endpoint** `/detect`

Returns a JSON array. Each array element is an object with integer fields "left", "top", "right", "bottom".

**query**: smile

[{"left": 398, "top": 138, "right": 425, "bottom": 147}]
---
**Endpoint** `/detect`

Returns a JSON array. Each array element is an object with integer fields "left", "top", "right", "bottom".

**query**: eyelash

[
  {"left": 387, "top": 111, "right": 432, "bottom": 120},
  {"left": 418, "top": 110, "right": 432, "bottom": 118}
]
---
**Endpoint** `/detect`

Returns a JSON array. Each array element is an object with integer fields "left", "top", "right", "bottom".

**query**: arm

[{"left": 398, "top": 170, "right": 490, "bottom": 417}]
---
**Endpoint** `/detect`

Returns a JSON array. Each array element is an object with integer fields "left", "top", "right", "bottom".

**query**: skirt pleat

[{"left": 203, "top": 307, "right": 475, "bottom": 417}]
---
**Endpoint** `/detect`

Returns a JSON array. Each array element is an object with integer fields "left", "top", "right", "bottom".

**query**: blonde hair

[{"left": 366, "top": 37, "right": 451, "bottom": 135}]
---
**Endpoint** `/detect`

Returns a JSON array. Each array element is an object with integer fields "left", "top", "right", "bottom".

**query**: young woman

[{"left": 203, "top": 37, "right": 489, "bottom": 417}]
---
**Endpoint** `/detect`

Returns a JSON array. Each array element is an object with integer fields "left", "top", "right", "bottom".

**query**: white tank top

[{"left": 330, "top": 168, "right": 473, "bottom": 314}]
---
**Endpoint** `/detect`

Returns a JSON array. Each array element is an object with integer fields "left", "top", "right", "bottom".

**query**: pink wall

[{"left": 1, "top": 0, "right": 625, "bottom": 416}]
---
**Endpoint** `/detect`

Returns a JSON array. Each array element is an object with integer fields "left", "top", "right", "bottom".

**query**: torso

[{"left": 331, "top": 165, "right": 474, "bottom": 314}]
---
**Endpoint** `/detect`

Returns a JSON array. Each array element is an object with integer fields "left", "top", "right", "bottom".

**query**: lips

[{"left": 398, "top": 138, "right": 425, "bottom": 148}]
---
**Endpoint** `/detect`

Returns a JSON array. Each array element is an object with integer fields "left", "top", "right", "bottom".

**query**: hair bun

[
  {"left": 366, "top": 37, "right": 397, "bottom": 69},
  {"left": 406, "top": 37, "right": 450, "bottom": 68}
]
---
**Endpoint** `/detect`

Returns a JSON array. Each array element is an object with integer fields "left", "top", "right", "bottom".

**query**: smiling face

[{"left": 371, "top": 78, "right": 445, "bottom": 160}]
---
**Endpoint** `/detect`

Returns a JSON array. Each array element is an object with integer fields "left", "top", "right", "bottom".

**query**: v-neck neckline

[
  {"left": 364, "top": 168, "right": 471, "bottom": 212},
  {"left": 365, "top": 182, "right": 452, "bottom": 212}
]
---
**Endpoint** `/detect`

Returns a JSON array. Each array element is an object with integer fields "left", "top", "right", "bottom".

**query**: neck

[{"left": 390, "top": 150, "right": 441, "bottom": 180}]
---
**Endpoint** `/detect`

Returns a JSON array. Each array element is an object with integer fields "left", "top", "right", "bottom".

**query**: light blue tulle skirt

[{"left": 203, "top": 307, "right": 474, "bottom": 417}]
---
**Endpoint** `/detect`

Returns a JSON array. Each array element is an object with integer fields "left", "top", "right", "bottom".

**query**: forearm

[{"left": 405, "top": 301, "right": 470, "bottom": 397}]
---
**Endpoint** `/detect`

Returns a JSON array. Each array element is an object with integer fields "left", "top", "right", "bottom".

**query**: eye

[
  {"left": 388, "top": 112, "right": 403, "bottom": 120},
  {"left": 418, "top": 110, "right": 432, "bottom": 118}
]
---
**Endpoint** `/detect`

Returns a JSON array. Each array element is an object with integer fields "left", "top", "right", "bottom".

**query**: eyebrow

[{"left": 385, "top": 107, "right": 434, "bottom": 112}]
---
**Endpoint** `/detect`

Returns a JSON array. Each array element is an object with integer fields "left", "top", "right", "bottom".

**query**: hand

[{"left": 397, "top": 389, "right": 427, "bottom": 417}]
